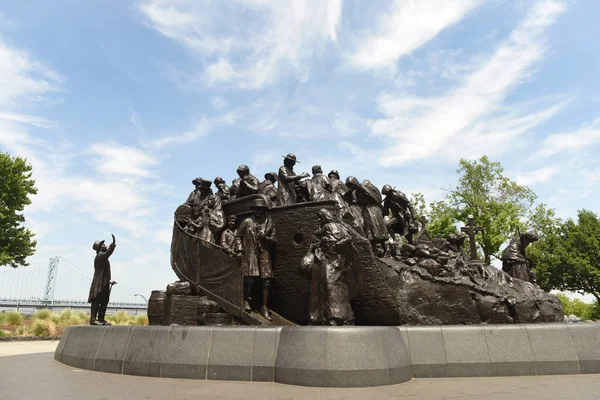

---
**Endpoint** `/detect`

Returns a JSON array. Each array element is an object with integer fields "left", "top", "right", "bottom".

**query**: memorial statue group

[
  {"left": 88, "top": 153, "right": 541, "bottom": 326},
  {"left": 177, "top": 153, "right": 420, "bottom": 325}
]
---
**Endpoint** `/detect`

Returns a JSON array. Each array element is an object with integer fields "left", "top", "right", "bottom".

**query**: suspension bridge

[{"left": 0, "top": 257, "right": 147, "bottom": 314}]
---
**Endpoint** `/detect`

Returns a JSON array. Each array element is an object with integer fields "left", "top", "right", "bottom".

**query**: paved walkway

[
  {"left": 1, "top": 341, "right": 599, "bottom": 399},
  {"left": 0, "top": 339, "right": 59, "bottom": 357}
]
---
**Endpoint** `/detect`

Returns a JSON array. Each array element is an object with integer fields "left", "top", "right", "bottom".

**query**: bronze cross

[{"left": 460, "top": 215, "right": 484, "bottom": 261}]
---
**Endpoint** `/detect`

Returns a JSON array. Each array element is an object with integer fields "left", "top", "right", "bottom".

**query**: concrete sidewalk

[
  {"left": 0, "top": 345, "right": 598, "bottom": 399},
  {"left": 0, "top": 339, "right": 59, "bottom": 357}
]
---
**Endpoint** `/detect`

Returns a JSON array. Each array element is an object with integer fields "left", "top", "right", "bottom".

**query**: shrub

[
  {"left": 60, "top": 309, "right": 73, "bottom": 321},
  {"left": 76, "top": 312, "right": 87, "bottom": 320},
  {"left": 0, "top": 313, "right": 6, "bottom": 323},
  {"left": 59, "top": 314, "right": 86, "bottom": 330},
  {"left": 5, "top": 311, "right": 23, "bottom": 326},
  {"left": 30, "top": 320, "right": 49, "bottom": 336},
  {"left": 0, "top": 330, "right": 9, "bottom": 338},
  {"left": 133, "top": 315, "right": 149, "bottom": 326},
  {"left": 33, "top": 308, "right": 52, "bottom": 320},
  {"left": 107, "top": 311, "right": 129, "bottom": 325},
  {"left": 15, "top": 326, "right": 27, "bottom": 336},
  {"left": 31, "top": 320, "right": 59, "bottom": 337}
]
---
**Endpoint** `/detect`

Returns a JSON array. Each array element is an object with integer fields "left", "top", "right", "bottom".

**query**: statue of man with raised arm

[{"left": 88, "top": 234, "right": 117, "bottom": 326}]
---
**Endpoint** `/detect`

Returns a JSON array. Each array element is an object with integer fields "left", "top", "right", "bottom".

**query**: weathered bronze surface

[{"left": 154, "top": 153, "right": 563, "bottom": 326}]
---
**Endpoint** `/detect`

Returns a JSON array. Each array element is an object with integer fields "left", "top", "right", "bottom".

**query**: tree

[
  {"left": 0, "top": 152, "right": 37, "bottom": 268},
  {"left": 446, "top": 156, "right": 536, "bottom": 265},
  {"left": 409, "top": 193, "right": 458, "bottom": 238},
  {"left": 530, "top": 209, "right": 600, "bottom": 306}
]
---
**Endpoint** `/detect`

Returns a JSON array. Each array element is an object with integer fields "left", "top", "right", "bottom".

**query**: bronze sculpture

[
  {"left": 501, "top": 230, "right": 540, "bottom": 283},
  {"left": 259, "top": 172, "right": 278, "bottom": 203},
  {"left": 161, "top": 152, "right": 564, "bottom": 327},
  {"left": 310, "top": 165, "right": 331, "bottom": 201},
  {"left": 328, "top": 169, "right": 350, "bottom": 217},
  {"left": 303, "top": 209, "right": 356, "bottom": 325},
  {"left": 220, "top": 215, "right": 237, "bottom": 252},
  {"left": 276, "top": 153, "right": 309, "bottom": 206},
  {"left": 346, "top": 177, "right": 388, "bottom": 249},
  {"left": 88, "top": 234, "right": 116, "bottom": 325},
  {"left": 382, "top": 185, "right": 418, "bottom": 244},
  {"left": 186, "top": 178, "right": 213, "bottom": 218},
  {"left": 235, "top": 198, "right": 276, "bottom": 320},
  {"left": 186, "top": 195, "right": 225, "bottom": 243},
  {"left": 235, "top": 165, "right": 260, "bottom": 198},
  {"left": 230, "top": 177, "right": 241, "bottom": 197},
  {"left": 213, "top": 176, "right": 231, "bottom": 200}
]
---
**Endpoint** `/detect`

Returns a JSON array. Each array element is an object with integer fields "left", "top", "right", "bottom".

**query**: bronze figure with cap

[
  {"left": 234, "top": 197, "right": 276, "bottom": 320},
  {"left": 276, "top": 153, "right": 309, "bottom": 206},
  {"left": 88, "top": 234, "right": 117, "bottom": 325}
]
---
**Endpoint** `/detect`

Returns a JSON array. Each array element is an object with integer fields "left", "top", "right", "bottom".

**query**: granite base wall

[{"left": 55, "top": 323, "right": 600, "bottom": 387}]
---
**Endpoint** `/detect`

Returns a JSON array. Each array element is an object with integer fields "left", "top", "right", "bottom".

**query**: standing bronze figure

[
  {"left": 235, "top": 198, "right": 276, "bottom": 320},
  {"left": 382, "top": 185, "right": 418, "bottom": 244},
  {"left": 276, "top": 153, "right": 309, "bottom": 206},
  {"left": 346, "top": 177, "right": 388, "bottom": 248},
  {"left": 310, "top": 165, "right": 331, "bottom": 201},
  {"left": 303, "top": 209, "right": 355, "bottom": 325},
  {"left": 501, "top": 230, "right": 539, "bottom": 283},
  {"left": 328, "top": 169, "right": 350, "bottom": 216},
  {"left": 220, "top": 215, "right": 237, "bottom": 253},
  {"left": 88, "top": 234, "right": 116, "bottom": 326}
]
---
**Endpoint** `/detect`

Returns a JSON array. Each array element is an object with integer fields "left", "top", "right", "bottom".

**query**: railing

[{"left": 0, "top": 298, "right": 147, "bottom": 309}]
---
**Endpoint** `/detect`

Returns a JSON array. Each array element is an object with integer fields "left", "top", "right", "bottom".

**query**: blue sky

[{"left": 1, "top": 0, "right": 599, "bottom": 300}]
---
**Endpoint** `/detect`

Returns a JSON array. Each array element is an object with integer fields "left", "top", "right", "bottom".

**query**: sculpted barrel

[{"left": 147, "top": 290, "right": 166, "bottom": 325}]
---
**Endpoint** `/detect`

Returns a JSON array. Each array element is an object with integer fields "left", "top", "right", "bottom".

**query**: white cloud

[
  {"left": 138, "top": 0, "right": 342, "bottom": 89},
  {"left": 534, "top": 118, "right": 600, "bottom": 158},
  {"left": 368, "top": 0, "right": 567, "bottom": 166},
  {"left": 89, "top": 142, "right": 158, "bottom": 177},
  {"left": 210, "top": 96, "right": 228, "bottom": 111},
  {"left": 129, "top": 108, "right": 145, "bottom": 133},
  {"left": 345, "top": 0, "right": 483, "bottom": 71},
  {"left": 0, "top": 37, "right": 63, "bottom": 107},
  {"left": 332, "top": 111, "right": 365, "bottom": 136},
  {"left": 148, "top": 113, "right": 237, "bottom": 148},
  {"left": 515, "top": 166, "right": 560, "bottom": 186},
  {"left": 0, "top": 112, "right": 56, "bottom": 129}
]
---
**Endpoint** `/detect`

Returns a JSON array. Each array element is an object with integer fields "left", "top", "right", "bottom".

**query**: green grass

[
  {"left": 0, "top": 309, "right": 148, "bottom": 337},
  {"left": 33, "top": 308, "right": 52, "bottom": 320},
  {"left": 5, "top": 311, "right": 24, "bottom": 326}
]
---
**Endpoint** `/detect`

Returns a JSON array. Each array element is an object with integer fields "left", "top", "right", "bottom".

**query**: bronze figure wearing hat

[
  {"left": 276, "top": 153, "right": 309, "bottom": 206},
  {"left": 88, "top": 234, "right": 117, "bottom": 326},
  {"left": 234, "top": 198, "right": 276, "bottom": 320},
  {"left": 186, "top": 178, "right": 213, "bottom": 218}
]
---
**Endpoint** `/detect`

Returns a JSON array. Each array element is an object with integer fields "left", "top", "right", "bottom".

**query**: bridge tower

[{"left": 43, "top": 256, "right": 60, "bottom": 306}]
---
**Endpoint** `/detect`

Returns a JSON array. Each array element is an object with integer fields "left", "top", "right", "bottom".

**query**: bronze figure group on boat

[{"left": 170, "top": 152, "right": 543, "bottom": 325}]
